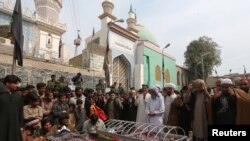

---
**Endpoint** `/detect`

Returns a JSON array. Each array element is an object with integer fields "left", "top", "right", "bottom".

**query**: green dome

[{"left": 135, "top": 25, "right": 157, "bottom": 45}]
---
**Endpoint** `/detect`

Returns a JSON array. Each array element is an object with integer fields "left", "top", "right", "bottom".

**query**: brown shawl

[{"left": 234, "top": 88, "right": 250, "bottom": 124}]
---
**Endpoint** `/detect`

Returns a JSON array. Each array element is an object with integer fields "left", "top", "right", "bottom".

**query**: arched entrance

[{"left": 112, "top": 55, "right": 131, "bottom": 91}]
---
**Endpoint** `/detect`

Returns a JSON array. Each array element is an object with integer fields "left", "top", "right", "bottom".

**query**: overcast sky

[{"left": 5, "top": 0, "right": 250, "bottom": 76}]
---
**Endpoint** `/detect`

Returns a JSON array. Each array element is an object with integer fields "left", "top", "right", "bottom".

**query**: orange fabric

[
  {"left": 90, "top": 104, "right": 97, "bottom": 115},
  {"left": 90, "top": 104, "right": 107, "bottom": 121},
  {"left": 167, "top": 95, "right": 182, "bottom": 126},
  {"left": 234, "top": 88, "right": 250, "bottom": 124}
]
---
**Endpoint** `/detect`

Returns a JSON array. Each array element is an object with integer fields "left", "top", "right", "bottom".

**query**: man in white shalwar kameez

[
  {"left": 145, "top": 87, "right": 165, "bottom": 125},
  {"left": 136, "top": 85, "right": 151, "bottom": 123},
  {"left": 162, "top": 83, "right": 178, "bottom": 125}
]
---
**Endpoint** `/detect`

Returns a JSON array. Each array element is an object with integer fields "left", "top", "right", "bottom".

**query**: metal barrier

[{"left": 97, "top": 119, "right": 192, "bottom": 141}]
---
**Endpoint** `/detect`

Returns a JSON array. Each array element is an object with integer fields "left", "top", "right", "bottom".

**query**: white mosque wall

[
  {"left": 51, "top": 34, "right": 60, "bottom": 54},
  {"left": 134, "top": 44, "right": 145, "bottom": 89},
  {"left": 100, "top": 26, "right": 109, "bottom": 47},
  {"left": 38, "top": 30, "right": 48, "bottom": 55},
  {"left": 60, "top": 44, "right": 69, "bottom": 64},
  {"left": 109, "top": 31, "right": 135, "bottom": 66},
  {"left": 135, "top": 43, "right": 144, "bottom": 64},
  {"left": 101, "top": 17, "right": 112, "bottom": 37},
  {"left": 109, "top": 31, "right": 136, "bottom": 85},
  {"left": 134, "top": 64, "right": 144, "bottom": 90},
  {"left": 38, "top": 30, "right": 60, "bottom": 59},
  {"left": 109, "top": 31, "right": 134, "bottom": 56}
]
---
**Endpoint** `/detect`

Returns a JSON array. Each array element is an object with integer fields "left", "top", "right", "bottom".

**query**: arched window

[
  {"left": 177, "top": 71, "right": 181, "bottom": 85},
  {"left": 165, "top": 69, "right": 170, "bottom": 83},
  {"left": 155, "top": 65, "right": 161, "bottom": 81},
  {"left": 181, "top": 73, "right": 185, "bottom": 86}
]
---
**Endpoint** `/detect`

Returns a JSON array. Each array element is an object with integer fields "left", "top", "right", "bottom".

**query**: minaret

[
  {"left": 33, "top": 0, "right": 67, "bottom": 62},
  {"left": 126, "top": 4, "right": 138, "bottom": 34},
  {"left": 99, "top": 0, "right": 117, "bottom": 30},
  {"left": 34, "top": 0, "right": 62, "bottom": 21}
]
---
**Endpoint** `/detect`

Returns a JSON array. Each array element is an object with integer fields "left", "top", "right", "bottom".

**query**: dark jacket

[
  {"left": 71, "top": 76, "right": 83, "bottom": 86},
  {"left": 84, "top": 97, "right": 92, "bottom": 117},
  {"left": 0, "top": 82, "right": 23, "bottom": 141},
  {"left": 105, "top": 98, "right": 123, "bottom": 120},
  {"left": 212, "top": 92, "right": 236, "bottom": 124},
  {"left": 121, "top": 97, "right": 137, "bottom": 121}
]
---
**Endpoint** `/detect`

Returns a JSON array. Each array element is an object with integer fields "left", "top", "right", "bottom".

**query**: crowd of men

[{"left": 0, "top": 73, "right": 250, "bottom": 141}]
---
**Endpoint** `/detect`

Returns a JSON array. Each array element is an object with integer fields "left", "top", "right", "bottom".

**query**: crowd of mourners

[{"left": 0, "top": 73, "right": 250, "bottom": 141}]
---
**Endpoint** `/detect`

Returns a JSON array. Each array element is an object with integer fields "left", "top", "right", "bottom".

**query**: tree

[{"left": 184, "top": 36, "right": 221, "bottom": 80}]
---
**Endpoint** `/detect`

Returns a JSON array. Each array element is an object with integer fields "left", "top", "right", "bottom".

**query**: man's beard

[
  {"left": 222, "top": 90, "right": 231, "bottom": 96},
  {"left": 166, "top": 92, "right": 172, "bottom": 96},
  {"left": 151, "top": 94, "right": 156, "bottom": 100}
]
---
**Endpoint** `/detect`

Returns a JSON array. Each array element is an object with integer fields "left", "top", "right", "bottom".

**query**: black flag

[
  {"left": 59, "top": 37, "right": 62, "bottom": 58},
  {"left": 92, "top": 27, "right": 95, "bottom": 38},
  {"left": 11, "top": 0, "right": 24, "bottom": 66},
  {"left": 103, "top": 32, "right": 110, "bottom": 86}
]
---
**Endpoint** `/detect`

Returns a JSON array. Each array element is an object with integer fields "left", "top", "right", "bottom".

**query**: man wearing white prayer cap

[
  {"left": 212, "top": 78, "right": 236, "bottom": 125},
  {"left": 145, "top": 87, "right": 165, "bottom": 126},
  {"left": 154, "top": 84, "right": 161, "bottom": 93},
  {"left": 165, "top": 83, "right": 176, "bottom": 90},
  {"left": 221, "top": 78, "right": 233, "bottom": 85},
  {"left": 214, "top": 78, "right": 233, "bottom": 99},
  {"left": 162, "top": 83, "right": 180, "bottom": 126}
]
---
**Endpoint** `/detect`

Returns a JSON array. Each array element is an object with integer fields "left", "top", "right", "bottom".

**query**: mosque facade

[
  {"left": 0, "top": 0, "right": 189, "bottom": 89},
  {"left": 79, "top": 0, "right": 181, "bottom": 90}
]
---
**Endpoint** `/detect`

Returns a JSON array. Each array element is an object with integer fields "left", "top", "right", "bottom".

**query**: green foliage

[{"left": 184, "top": 36, "right": 221, "bottom": 79}]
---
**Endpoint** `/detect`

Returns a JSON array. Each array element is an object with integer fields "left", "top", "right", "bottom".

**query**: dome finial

[
  {"left": 129, "top": 4, "right": 134, "bottom": 13},
  {"left": 128, "top": 3, "right": 136, "bottom": 19},
  {"left": 127, "top": 3, "right": 137, "bottom": 31}
]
